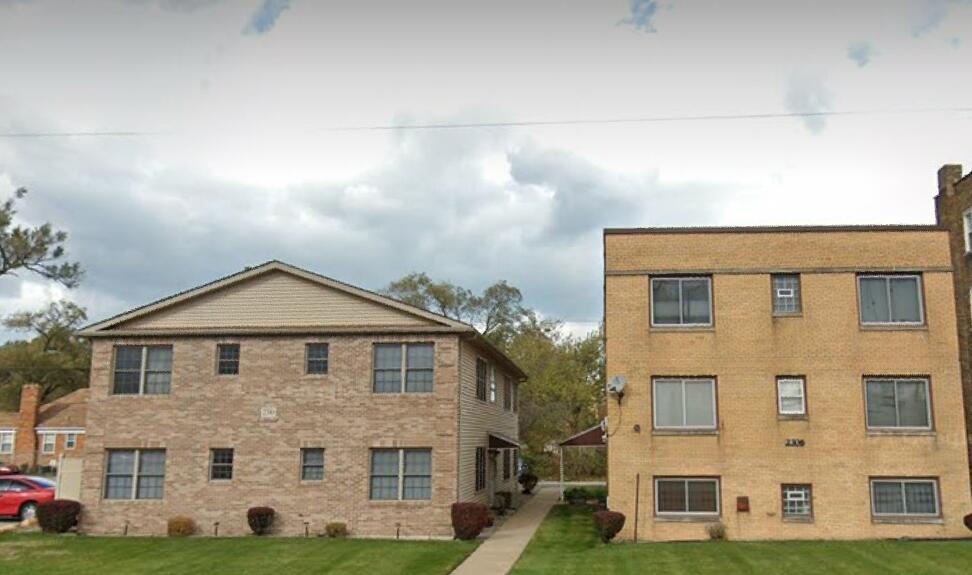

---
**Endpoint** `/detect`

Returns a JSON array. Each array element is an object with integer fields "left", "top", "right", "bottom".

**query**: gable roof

[
  {"left": 37, "top": 388, "right": 88, "bottom": 429},
  {"left": 79, "top": 260, "right": 474, "bottom": 336}
]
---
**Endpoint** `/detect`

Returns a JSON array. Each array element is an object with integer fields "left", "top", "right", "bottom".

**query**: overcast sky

[{"left": 1, "top": 0, "right": 970, "bottom": 340}]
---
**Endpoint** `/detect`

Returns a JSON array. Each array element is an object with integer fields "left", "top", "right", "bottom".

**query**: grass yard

[
  {"left": 0, "top": 533, "right": 477, "bottom": 575},
  {"left": 511, "top": 505, "right": 972, "bottom": 575}
]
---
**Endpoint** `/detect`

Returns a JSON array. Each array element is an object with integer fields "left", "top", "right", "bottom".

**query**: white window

[
  {"left": 373, "top": 343, "right": 434, "bottom": 393},
  {"left": 772, "top": 274, "right": 802, "bottom": 314},
  {"left": 104, "top": 449, "right": 166, "bottom": 500},
  {"left": 865, "top": 378, "right": 931, "bottom": 430},
  {"left": 369, "top": 448, "right": 432, "bottom": 501},
  {"left": 0, "top": 431, "right": 14, "bottom": 454},
  {"left": 65, "top": 433, "right": 77, "bottom": 450},
  {"left": 782, "top": 485, "right": 812, "bottom": 519},
  {"left": 858, "top": 275, "right": 923, "bottom": 325},
  {"left": 964, "top": 209, "right": 972, "bottom": 253},
  {"left": 112, "top": 345, "right": 173, "bottom": 395},
  {"left": 655, "top": 477, "right": 720, "bottom": 515},
  {"left": 871, "top": 479, "right": 939, "bottom": 517},
  {"left": 777, "top": 377, "right": 806, "bottom": 416},
  {"left": 41, "top": 433, "right": 56, "bottom": 454},
  {"left": 651, "top": 277, "right": 713, "bottom": 326},
  {"left": 653, "top": 378, "right": 717, "bottom": 430}
]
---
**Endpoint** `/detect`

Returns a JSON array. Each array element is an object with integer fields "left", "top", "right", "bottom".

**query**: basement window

[
  {"left": 871, "top": 479, "right": 939, "bottom": 517},
  {"left": 655, "top": 477, "right": 720, "bottom": 515}
]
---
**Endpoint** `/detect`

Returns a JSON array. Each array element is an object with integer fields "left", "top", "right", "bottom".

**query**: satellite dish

[{"left": 607, "top": 376, "right": 627, "bottom": 395}]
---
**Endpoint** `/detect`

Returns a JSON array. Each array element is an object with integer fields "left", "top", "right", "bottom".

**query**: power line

[{"left": 0, "top": 106, "right": 969, "bottom": 139}]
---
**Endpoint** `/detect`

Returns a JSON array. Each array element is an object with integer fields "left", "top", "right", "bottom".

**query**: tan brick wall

[
  {"left": 935, "top": 166, "right": 972, "bottom": 494},
  {"left": 605, "top": 229, "right": 972, "bottom": 541},
  {"left": 80, "top": 334, "right": 463, "bottom": 538}
]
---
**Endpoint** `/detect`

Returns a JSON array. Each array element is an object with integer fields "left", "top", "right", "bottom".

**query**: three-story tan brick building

[
  {"left": 77, "top": 261, "right": 523, "bottom": 537},
  {"left": 604, "top": 225, "right": 972, "bottom": 541}
]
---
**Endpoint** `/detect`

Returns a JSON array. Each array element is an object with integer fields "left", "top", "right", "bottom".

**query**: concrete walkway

[{"left": 451, "top": 485, "right": 559, "bottom": 575}]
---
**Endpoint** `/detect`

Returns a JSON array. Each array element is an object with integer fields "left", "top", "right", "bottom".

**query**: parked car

[{"left": 0, "top": 475, "right": 55, "bottom": 520}]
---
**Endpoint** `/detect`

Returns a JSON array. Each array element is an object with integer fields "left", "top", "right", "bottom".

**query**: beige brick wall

[
  {"left": 605, "top": 229, "right": 972, "bottom": 541},
  {"left": 80, "top": 333, "right": 463, "bottom": 538}
]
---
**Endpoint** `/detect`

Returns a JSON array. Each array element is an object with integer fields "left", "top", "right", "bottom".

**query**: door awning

[{"left": 488, "top": 432, "right": 520, "bottom": 449}]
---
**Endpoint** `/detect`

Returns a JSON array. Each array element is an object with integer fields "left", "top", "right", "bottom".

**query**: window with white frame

[
  {"left": 104, "top": 449, "right": 166, "bottom": 500},
  {"left": 209, "top": 448, "right": 234, "bottom": 480},
  {"left": 772, "top": 274, "right": 802, "bottom": 314},
  {"left": 865, "top": 378, "right": 931, "bottom": 429},
  {"left": 373, "top": 343, "right": 434, "bottom": 393},
  {"left": 964, "top": 209, "right": 972, "bottom": 253},
  {"left": 653, "top": 378, "right": 717, "bottom": 430},
  {"left": 369, "top": 448, "right": 432, "bottom": 500},
  {"left": 0, "top": 431, "right": 13, "bottom": 454},
  {"left": 871, "top": 479, "right": 939, "bottom": 517},
  {"left": 782, "top": 484, "right": 812, "bottom": 519},
  {"left": 41, "top": 433, "right": 56, "bottom": 454},
  {"left": 651, "top": 277, "right": 712, "bottom": 326},
  {"left": 858, "top": 275, "right": 923, "bottom": 325},
  {"left": 112, "top": 345, "right": 173, "bottom": 395},
  {"left": 777, "top": 377, "right": 806, "bottom": 416},
  {"left": 655, "top": 477, "right": 720, "bottom": 515},
  {"left": 300, "top": 448, "right": 325, "bottom": 481},
  {"left": 65, "top": 433, "right": 77, "bottom": 450}
]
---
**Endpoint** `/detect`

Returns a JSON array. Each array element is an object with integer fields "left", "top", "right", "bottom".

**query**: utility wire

[{"left": 1, "top": 106, "right": 969, "bottom": 138}]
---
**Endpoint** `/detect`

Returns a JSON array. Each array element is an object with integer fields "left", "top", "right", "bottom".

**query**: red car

[{"left": 0, "top": 475, "right": 55, "bottom": 520}]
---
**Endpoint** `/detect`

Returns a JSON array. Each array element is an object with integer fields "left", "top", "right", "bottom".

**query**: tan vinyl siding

[
  {"left": 457, "top": 339, "right": 520, "bottom": 504},
  {"left": 117, "top": 271, "right": 436, "bottom": 330}
]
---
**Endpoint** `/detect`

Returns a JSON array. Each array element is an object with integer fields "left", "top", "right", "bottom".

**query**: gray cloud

[
  {"left": 620, "top": 0, "right": 661, "bottom": 32},
  {"left": 243, "top": 0, "right": 291, "bottom": 35},
  {"left": 783, "top": 71, "right": 833, "bottom": 134},
  {"left": 847, "top": 42, "right": 875, "bottom": 67},
  {"left": 124, "top": 0, "right": 221, "bottom": 12},
  {"left": 912, "top": 0, "right": 972, "bottom": 36}
]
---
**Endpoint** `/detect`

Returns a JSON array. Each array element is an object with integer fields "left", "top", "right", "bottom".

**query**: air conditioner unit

[{"left": 776, "top": 288, "right": 795, "bottom": 298}]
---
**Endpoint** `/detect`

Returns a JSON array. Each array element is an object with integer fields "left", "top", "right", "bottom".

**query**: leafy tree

[
  {"left": 4, "top": 300, "right": 87, "bottom": 352},
  {"left": 0, "top": 188, "right": 83, "bottom": 288}
]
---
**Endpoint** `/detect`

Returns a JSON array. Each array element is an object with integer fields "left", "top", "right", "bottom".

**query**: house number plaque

[
  {"left": 260, "top": 406, "right": 278, "bottom": 421},
  {"left": 785, "top": 438, "right": 805, "bottom": 447}
]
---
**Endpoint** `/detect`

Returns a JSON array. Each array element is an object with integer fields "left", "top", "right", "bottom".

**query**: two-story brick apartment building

[
  {"left": 0, "top": 385, "right": 87, "bottom": 469},
  {"left": 76, "top": 261, "right": 524, "bottom": 537},
  {"left": 934, "top": 164, "right": 972, "bottom": 490},
  {"left": 604, "top": 226, "right": 972, "bottom": 541}
]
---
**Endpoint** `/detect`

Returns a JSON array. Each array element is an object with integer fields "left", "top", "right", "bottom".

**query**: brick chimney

[
  {"left": 13, "top": 384, "right": 41, "bottom": 468},
  {"left": 938, "top": 164, "right": 964, "bottom": 197}
]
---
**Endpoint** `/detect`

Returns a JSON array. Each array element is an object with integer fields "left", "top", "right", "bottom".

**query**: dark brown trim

[{"left": 605, "top": 225, "right": 946, "bottom": 235}]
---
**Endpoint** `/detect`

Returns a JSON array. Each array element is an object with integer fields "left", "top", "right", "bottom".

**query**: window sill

[
  {"left": 782, "top": 517, "right": 814, "bottom": 524},
  {"left": 872, "top": 516, "right": 943, "bottom": 525},
  {"left": 866, "top": 430, "right": 935, "bottom": 437},
  {"left": 652, "top": 429, "right": 719, "bottom": 436},
  {"left": 368, "top": 499, "right": 433, "bottom": 505},
  {"left": 654, "top": 514, "right": 720, "bottom": 523},
  {"left": 777, "top": 415, "right": 808, "bottom": 422},
  {"left": 859, "top": 324, "right": 927, "bottom": 332},
  {"left": 101, "top": 499, "right": 164, "bottom": 503},
  {"left": 772, "top": 313, "right": 803, "bottom": 318},
  {"left": 650, "top": 326, "right": 715, "bottom": 333},
  {"left": 208, "top": 480, "right": 234, "bottom": 485}
]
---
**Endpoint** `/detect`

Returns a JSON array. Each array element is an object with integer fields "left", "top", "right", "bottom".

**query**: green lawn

[
  {"left": 511, "top": 505, "right": 972, "bottom": 575},
  {"left": 0, "top": 533, "right": 477, "bottom": 575}
]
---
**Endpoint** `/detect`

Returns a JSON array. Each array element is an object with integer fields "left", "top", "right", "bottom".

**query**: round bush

[
  {"left": 36, "top": 500, "right": 81, "bottom": 534},
  {"left": 167, "top": 516, "right": 196, "bottom": 537},
  {"left": 451, "top": 502, "right": 489, "bottom": 540},
  {"left": 247, "top": 507, "right": 276, "bottom": 536},
  {"left": 964, "top": 513, "right": 972, "bottom": 532},
  {"left": 592, "top": 510, "right": 625, "bottom": 543},
  {"left": 325, "top": 522, "right": 348, "bottom": 538}
]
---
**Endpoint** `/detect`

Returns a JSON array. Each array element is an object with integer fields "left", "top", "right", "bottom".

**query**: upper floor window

[
  {"left": 772, "top": 274, "right": 802, "bottom": 315},
  {"left": 305, "top": 343, "right": 329, "bottom": 375},
  {"left": 104, "top": 449, "right": 166, "bottom": 500},
  {"left": 865, "top": 377, "right": 931, "bottom": 430},
  {"left": 964, "top": 209, "right": 972, "bottom": 253},
  {"left": 369, "top": 448, "right": 432, "bottom": 500},
  {"left": 216, "top": 344, "right": 240, "bottom": 375},
  {"left": 653, "top": 378, "right": 717, "bottom": 430},
  {"left": 373, "top": 343, "right": 435, "bottom": 393},
  {"left": 503, "top": 375, "right": 512, "bottom": 410},
  {"left": 859, "top": 275, "right": 923, "bottom": 325},
  {"left": 489, "top": 365, "right": 497, "bottom": 402},
  {"left": 476, "top": 358, "right": 488, "bottom": 401},
  {"left": 655, "top": 477, "right": 720, "bottom": 515},
  {"left": 112, "top": 345, "right": 172, "bottom": 395},
  {"left": 777, "top": 377, "right": 806, "bottom": 417},
  {"left": 41, "top": 433, "right": 56, "bottom": 454},
  {"left": 651, "top": 277, "right": 712, "bottom": 327},
  {"left": 871, "top": 478, "right": 939, "bottom": 517},
  {"left": 0, "top": 431, "right": 13, "bottom": 454}
]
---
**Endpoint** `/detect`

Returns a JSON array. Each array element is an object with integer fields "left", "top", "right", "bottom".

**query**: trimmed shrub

[
  {"left": 518, "top": 473, "right": 538, "bottom": 495},
  {"left": 36, "top": 500, "right": 81, "bottom": 534},
  {"left": 325, "top": 522, "right": 348, "bottom": 538},
  {"left": 706, "top": 521, "right": 727, "bottom": 541},
  {"left": 247, "top": 507, "right": 276, "bottom": 536},
  {"left": 592, "top": 510, "right": 625, "bottom": 543},
  {"left": 451, "top": 502, "right": 489, "bottom": 540},
  {"left": 167, "top": 516, "right": 196, "bottom": 537},
  {"left": 964, "top": 513, "right": 972, "bottom": 532}
]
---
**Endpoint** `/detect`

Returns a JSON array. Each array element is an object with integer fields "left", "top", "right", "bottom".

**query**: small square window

[
  {"left": 65, "top": 433, "right": 77, "bottom": 450},
  {"left": 210, "top": 448, "right": 234, "bottom": 480},
  {"left": 772, "top": 274, "right": 802, "bottom": 315},
  {"left": 306, "top": 344, "right": 329, "bottom": 375},
  {"left": 217, "top": 344, "right": 240, "bottom": 375},
  {"left": 300, "top": 448, "right": 325, "bottom": 481},
  {"left": 782, "top": 484, "right": 812, "bottom": 520}
]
